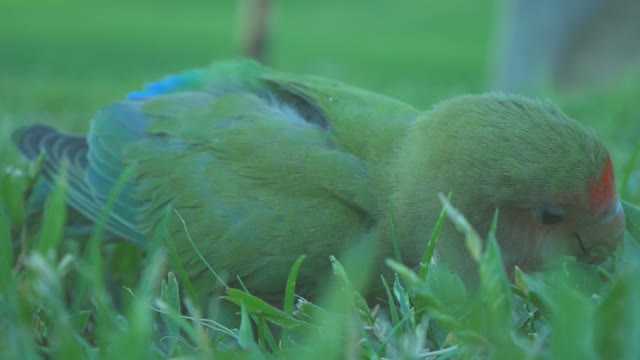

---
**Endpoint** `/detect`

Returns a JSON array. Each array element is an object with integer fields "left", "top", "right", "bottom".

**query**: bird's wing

[{"left": 13, "top": 59, "right": 420, "bottom": 296}]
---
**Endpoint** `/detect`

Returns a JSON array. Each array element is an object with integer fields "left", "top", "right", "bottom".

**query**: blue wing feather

[{"left": 127, "top": 70, "right": 203, "bottom": 100}]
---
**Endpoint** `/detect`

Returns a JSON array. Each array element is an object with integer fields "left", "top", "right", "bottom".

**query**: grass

[
  {"left": 2, "top": 1, "right": 640, "bottom": 359},
  {"left": 0, "top": 0, "right": 495, "bottom": 162}
]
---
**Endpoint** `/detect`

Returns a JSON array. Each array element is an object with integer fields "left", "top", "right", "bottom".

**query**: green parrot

[{"left": 12, "top": 59, "right": 628, "bottom": 299}]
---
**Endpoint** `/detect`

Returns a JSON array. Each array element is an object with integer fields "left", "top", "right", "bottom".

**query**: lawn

[
  {"left": 0, "top": 0, "right": 495, "bottom": 158},
  {"left": 1, "top": 0, "right": 640, "bottom": 359}
]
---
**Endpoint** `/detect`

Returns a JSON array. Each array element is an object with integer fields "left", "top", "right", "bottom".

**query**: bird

[{"left": 12, "top": 59, "right": 627, "bottom": 300}]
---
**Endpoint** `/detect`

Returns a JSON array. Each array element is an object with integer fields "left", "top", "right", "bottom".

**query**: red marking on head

[{"left": 589, "top": 155, "right": 616, "bottom": 213}]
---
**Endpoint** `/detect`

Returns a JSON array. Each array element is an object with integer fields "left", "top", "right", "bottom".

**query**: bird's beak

[{"left": 579, "top": 200, "right": 626, "bottom": 263}]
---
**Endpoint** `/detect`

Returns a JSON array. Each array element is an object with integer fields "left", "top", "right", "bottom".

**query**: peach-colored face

[
  {"left": 501, "top": 155, "right": 626, "bottom": 271},
  {"left": 538, "top": 201, "right": 623, "bottom": 263}
]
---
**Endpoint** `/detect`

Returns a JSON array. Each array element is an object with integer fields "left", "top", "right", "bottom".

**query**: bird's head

[{"left": 392, "top": 94, "right": 624, "bottom": 276}]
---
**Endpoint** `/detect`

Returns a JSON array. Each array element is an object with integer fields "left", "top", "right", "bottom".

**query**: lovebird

[{"left": 12, "top": 60, "right": 629, "bottom": 299}]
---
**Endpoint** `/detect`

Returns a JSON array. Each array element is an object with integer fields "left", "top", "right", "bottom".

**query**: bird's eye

[{"left": 536, "top": 207, "right": 566, "bottom": 225}]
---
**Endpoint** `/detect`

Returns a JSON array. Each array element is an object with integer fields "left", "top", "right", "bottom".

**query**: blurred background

[{"left": 1, "top": 0, "right": 639, "bottom": 196}]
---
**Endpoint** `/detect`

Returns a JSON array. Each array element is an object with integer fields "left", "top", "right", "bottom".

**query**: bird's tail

[
  {"left": 12, "top": 124, "right": 90, "bottom": 181},
  {"left": 12, "top": 125, "right": 146, "bottom": 246}
]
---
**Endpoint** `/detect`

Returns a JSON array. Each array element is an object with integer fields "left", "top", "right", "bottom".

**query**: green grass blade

[
  {"left": 479, "top": 209, "right": 525, "bottom": 357},
  {"left": 420, "top": 192, "right": 451, "bottom": 280},
  {"left": 284, "top": 255, "right": 306, "bottom": 315},
  {"left": 0, "top": 200, "right": 13, "bottom": 291},
  {"left": 257, "top": 316, "right": 280, "bottom": 352},
  {"left": 160, "top": 272, "right": 181, "bottom": 356},
  {"left": 282, "top": 255, "right": 306, "bottom": 347},
  {"left": 381, "top": 275, "right": 400, "bottom": 326},
  {"left": 438, "top": 193, "right": 482, "bottom": 261},
  {"left": 1, "top": 166, "right": 26, "bottom": 228},
  {"left": 37, "top": 171, "right": 67, "bottom": 258},
  {"left": 225, "top": 289, "right": 305, "bottom": 329},
  {"left": 166, "top": 231, "right": 199, "bottom": 308},
  {"left": 238, "top": 303, "right": 259, "bottom": 352},
  {"left": 388, "top": 199, "right": 403, "bottom": 263}
]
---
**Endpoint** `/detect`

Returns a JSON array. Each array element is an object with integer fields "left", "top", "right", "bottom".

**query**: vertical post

[{"left": 243, "top": 0, "right": 273, "bottom": 63}]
